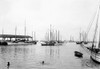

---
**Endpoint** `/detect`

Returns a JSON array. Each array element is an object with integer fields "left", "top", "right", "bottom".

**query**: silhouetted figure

[
  {"left": 42, "top": 61, "right": 44, "bottom": 64},
  {"left": 7, "top": 62, "right": 10, "bottom": 69}
]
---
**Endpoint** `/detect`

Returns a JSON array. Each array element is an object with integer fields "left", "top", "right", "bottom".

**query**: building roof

[{"left": 0, "top": 34, "right": 32, "bottom": 38}]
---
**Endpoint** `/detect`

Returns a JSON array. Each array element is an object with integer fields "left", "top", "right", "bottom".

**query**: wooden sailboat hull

[
  {"left": 90, "top": 56, "right": 100, "bottom": 64},
  {"left": 76, "top": 41, "right": 82, "bottom": 44},
  {"left": 87, "top": 3, "right": 100, "bottom": 64},
  {"left": 41, "top": 41, "right": 56, "bottom": 46},
  {"left": 25, "top": 41, "right": 37, "bottom": 44},
  {"left": 41, "top": 44, "right": 55, "bottom": 46},
  {"left": 84, "top": 42, "right": 88, "bottom": 44},
  {"left": 41, "top": 43, "right": 55, "bottom": 46},
  {"left": 90, "top": 52, "right": 100, "bottom": 64}
]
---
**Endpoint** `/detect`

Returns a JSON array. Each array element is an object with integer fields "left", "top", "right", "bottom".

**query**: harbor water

[{"left": 0, "top": 43, "right": 100, "bottom": 69}]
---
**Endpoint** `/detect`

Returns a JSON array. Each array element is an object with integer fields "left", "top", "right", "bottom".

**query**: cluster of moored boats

[{"left": 41, "top": 40, "right": 64, "bottom": 46}]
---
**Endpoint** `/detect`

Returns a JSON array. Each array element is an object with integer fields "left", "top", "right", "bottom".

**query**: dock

[{"left": 0, "top": 34, "right": 32, "bottom": 41}]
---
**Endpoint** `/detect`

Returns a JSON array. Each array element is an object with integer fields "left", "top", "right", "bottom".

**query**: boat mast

[
  {"left": 46, "top": 29, "right": 49, "bottom": 41},
  {"left": 2, "top": 28, "right": 4, "bottom": 35},
  {"left": 24, "top": 19, "right": 26, "bottom": 36},
  {"left": 82, "top": 31, "right": 86, "bottom": 42},
  {"left": 86, "top": 11, "right": 97, "bottom": 41},
  {"left": 15, "top": 26, "right": 17, "bottom": 40},
  {"left": 34, "top": 32, "right": 36, "bottom": 41},
  {"left": 79, "top": 33, "right": 81, "bottom": 42},
  {"left": 58, "top": 30, "right": 59, "bottom": 41},
  {"left": 92, "top": 5, "right": 100, "bottom": 49},
  {"left": 79, "top": 28, "right": 82, "bottom": 42},
  {"left": 15, "top": 26, "right": 17, "bottom": 35},
  {"left": 56, "top": 30, "right": 57, "bottom": 41},
  {"left": 49, "top": 24, "right": 52, "bottom": 41},
  {"left": 97, "top": 6, "right": 100, "bottom": 48},
  {"left": 98, "top": 31, "right": 100, "bottom": 48},
  {"left": 2, "top": 28, "right": 4, "bottom": 40},
  {"left": 31, "top": 31, "right": 33, "bottom": 40},
  {"left": 84, "top": 32, "right": 87, "bottom": 42},
  {"left": 45, "top": 31, "right": 48, "bottom": 41}
]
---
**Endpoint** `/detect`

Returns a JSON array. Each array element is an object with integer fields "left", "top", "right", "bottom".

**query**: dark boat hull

[
  {"left": 76, "top": 42, "right": 83, "bottom": 44},
  {"left": 0, "top": 41, "right": 8, "bottom": 45},
  {"left": 74, "top": 51, "right": 83, "bottom": 58},
  {"left": 41, "top": 43, "right": 55, "bottom": 46},
  {"left": 24, "top": 41, "right": 37, "bottom": 44},
  {"left": 90, "top": 50, "right": 100, "bottom": 64},
  {"left": 84, "top": 42, "right": 88, "bottom": 44},
  {"left": 41, "top": 41, "right": 56, "bottom": 46},
  {"left": 90, "top": 56, "right": 100, "bottom": 64}
]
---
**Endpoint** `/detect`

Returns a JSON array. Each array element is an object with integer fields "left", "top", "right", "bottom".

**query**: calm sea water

[{"left": 0, "top": 43, "right": 100, "bottom": 69}]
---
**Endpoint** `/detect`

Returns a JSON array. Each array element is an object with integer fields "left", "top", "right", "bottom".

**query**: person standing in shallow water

[
  {"left": 7, "top": 62, "right": 10, "bottom": 69},
  {"left": 42, "top": 61, "right": 44, "bottom": 64}
]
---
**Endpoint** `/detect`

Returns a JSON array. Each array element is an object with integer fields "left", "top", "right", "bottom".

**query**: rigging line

[
  {"left": 97, "top": 5, "right": 100, "bottom": 48},
  {"left": 86, "top": 4, "right": 100, "bottom": 39},
  {"left": 98, "top": 31, "right": 100, "bottom": 48},
  {"left": 24, "top": 18, "right": 26, "bottom": 36},
  {"left": 92, "top": 5, "right": 100, "bottom": 47},
  {"left": 86, "top": 10, "right": 98, "bottom": 39}
]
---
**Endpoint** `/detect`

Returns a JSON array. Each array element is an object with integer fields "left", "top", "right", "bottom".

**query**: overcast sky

[{"left": 0, "top": 0, "right": 99, "bottom": 40}]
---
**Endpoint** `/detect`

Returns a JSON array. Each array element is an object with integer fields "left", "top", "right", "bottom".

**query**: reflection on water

[
  {"left": 0, "top": 43, "right": 100, "bottom": 69},
  {"left": 45, "top": 46, "right": 60, "bottom": 62}
]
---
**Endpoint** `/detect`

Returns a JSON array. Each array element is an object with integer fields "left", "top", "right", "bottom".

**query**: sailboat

[
  {"left": 30, "top": 31, "right": 37, "bottom": 44},
  {"left": 41, "top": 25, "right": 56, "bottom": 46},
  {"left": 80, "top": 31, "right": 88, "bottom": 44},
  {"left": 76, "top": 32, "right": 83, "bottom": 44},
  {"left": 90, "top": 5, "right": 100, "bottom": 63},
  {"left": 55, "top": 30, "right": 64, "bottom": 45}
]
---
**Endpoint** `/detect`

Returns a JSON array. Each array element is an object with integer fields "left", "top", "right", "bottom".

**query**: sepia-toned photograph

[{"left": 0, "top": 0, "right": 100, "bottom": 69}]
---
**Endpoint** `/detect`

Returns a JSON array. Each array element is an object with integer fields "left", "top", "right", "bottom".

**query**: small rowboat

[{"left": 74, "top": 51, "right": 83, "bottom": 58}]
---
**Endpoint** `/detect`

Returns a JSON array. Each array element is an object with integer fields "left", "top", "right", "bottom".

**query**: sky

[{"left": 0, "top": 0, "right": 99, "bottom": 40}]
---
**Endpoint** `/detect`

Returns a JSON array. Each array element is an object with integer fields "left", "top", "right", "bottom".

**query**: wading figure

[
  {"left": 7, "top": 62, "right": 10, "bottom": 69},
  {"left": 42, "top": 61, "right": 44, "bottom": 64}
]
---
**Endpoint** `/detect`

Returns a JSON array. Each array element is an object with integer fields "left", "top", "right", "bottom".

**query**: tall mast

[
  {"left": 24, "top": 19, "right": 26, "bottom": 36},
  {"left": 48, "top": 30, "right": 49, "bottom": 41},
  {"left": 34, "top": 32, "right": 36, "bottom": 40},
  {"left": 70, "top": 36, "right": 71, "bottom": 41},
  {"left": 58, "top": 30, "right": 59, "bottom": 41},
  {"left": 45, "top": 31, "right": 48, "bottom": 41},
  {"left": 15, "top": 26, "right": 17, "bottom": 35},
  {"left": 98, "top": 5, "right": 100, "bottom": 48},
  {"left": 84, "top": 32, "right": 87, "bottom": 42},
  {"left": 79, "top": 28, "right": 82, "bottom": 42},
  {"left": 32, "top": 31, "right": 33, "bottom": 40},
  {"left": 2, "top": 28, "right": 4, "bottom": 40},
  {"left": 79, "top": 33, "right": 81, "bottom": 41},
  {"left": 15, "top": 26, "right": 17, "bottom": 40},
  {"left": 82, "top": 31, "right": 85, "bottom": 42},
  {"left": 56, "top": 30, "right": 57, "bottom": 41},
  {"left": 92, "top": 5, "right": 100, "bottom": 48},
  {"left": 86, "top": 11, "right": 97, "bottom": 41},
  {"left": 49, "top": 24, "right": 52, "bottom": 41},
  {"left": 2, "top": 28, "right": 4, "bottom": 35},
  {"left": 98, "top": 31, "right": 100, "bottom": 48}
]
